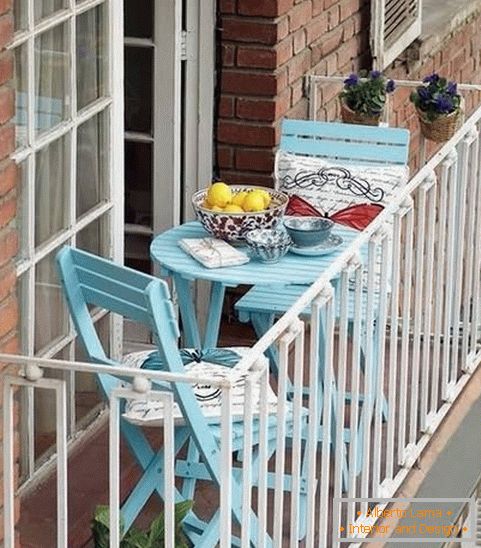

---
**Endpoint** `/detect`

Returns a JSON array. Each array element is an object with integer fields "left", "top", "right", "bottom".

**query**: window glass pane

[
  {"left": 125, "top": 0, "right": 153, "bottom": 39},
  {"left": 14, "top": 43, "right": 28, "bottom": 147},
  {"left": 76, "top": 214, "right": 109, "bottom": 258},
  {"left": 35, "top": 136, "right": 69, "bottom": 247},
  {"left": 35, "top": 0, "right": 68, "bottom": 22},
  {"left": 77, "top": 112, "right": 108, "bottom": 218},
  {"left": 76, "top": 4, "right": 107, "bottom": 109},
  {"left": 34, "top": 247, "right": 70, "bottom": 353},
  {"left": 125, "top": 47, "right": 152, "bottom": 133},
  {"left": 35, "top": 24, "right": 70, "bottom": 134},
  {"left": 125, "top": 141, "right": 152, "bottom": 227},
  {"left": 13, "top": 0, "right": 27, "bottom": 32}
]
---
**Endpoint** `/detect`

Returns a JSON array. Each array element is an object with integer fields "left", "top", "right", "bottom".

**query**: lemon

[
  {"left": 201, "top": 200, "right": 211, "bottom": 209},
  {"left": 243, "top": 191, "right": 265, "bottom": 212},
  {"left": 232, "top": 191, "right": 248, "bottom": 208},
  {"left": 207, "top": 182, "right": 232, "bottom": 208},
  {"left": 257, "top": 189, "right": 272, "bottom": 208},
  {"left": 211, "top": 205, "right": 224, "bottom": 212},
  {"left": 223, "top": 204, "right": 244, "bottom": 213}
]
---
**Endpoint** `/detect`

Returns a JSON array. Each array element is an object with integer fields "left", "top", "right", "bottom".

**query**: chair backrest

[{"left": 280, "top": 119, "right": 410, "bottom": 166}]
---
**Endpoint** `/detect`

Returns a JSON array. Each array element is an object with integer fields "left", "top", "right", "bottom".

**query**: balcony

[{"left": 3, "top": 77, "right": 481, "bottom": 547}]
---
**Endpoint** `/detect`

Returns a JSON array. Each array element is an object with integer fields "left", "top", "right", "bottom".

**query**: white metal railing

[{"left": 2, "top": 80, "right": 481, "bottom": 547}]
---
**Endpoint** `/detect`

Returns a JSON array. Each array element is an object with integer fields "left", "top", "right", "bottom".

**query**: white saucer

[{"left": 289, "top": 234, "right": 343, "bottom": 256}]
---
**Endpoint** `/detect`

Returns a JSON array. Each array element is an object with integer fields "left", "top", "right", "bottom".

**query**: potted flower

[
  {"left": 339, "top": 70, "right": 395, "bottom": 126},
  {"left": 410, "top": 73, "right": 463, "bottom": 142}
]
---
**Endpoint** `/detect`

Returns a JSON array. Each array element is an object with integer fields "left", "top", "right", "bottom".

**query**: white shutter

[{"left": 371, "top": 0, "right": 422, "bottom": 69}]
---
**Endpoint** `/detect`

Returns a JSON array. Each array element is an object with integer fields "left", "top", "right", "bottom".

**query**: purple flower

[
  {"left": 344, "top": 73, "right": 359, "bottom": 87},
  {"left": 417, "top": 87, "right": 430, "bottom": 101},
  {"left": 370, "top": 70, "right": 382, "bottom": 79},
  {"left": 435, "top": 95, "right": 453, "bottom": 113},
  {"left": 447, "top": 81, "right": 457, "bottom": 95},
  {"left": 385, "top": 79, "right": 395, "bottom": 93},
  {"left": 423, "top": 73, "right": 439, "bottom": 84}
]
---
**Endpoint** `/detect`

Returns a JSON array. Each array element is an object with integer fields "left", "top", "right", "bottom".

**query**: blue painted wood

[
  {"left": 280, "top": 119, "right": 410, "bottom": 166},
  {"left": 57, "top": 246, "right": 304, "bottom": 545}
]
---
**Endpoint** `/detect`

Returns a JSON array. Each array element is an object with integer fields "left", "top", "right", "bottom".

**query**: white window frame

[
  {"left": 371, "top": 0, "right": 423, "bottom": 69},
  {"left": 11, "top": 0, "right": 124, "bottom": 485}
]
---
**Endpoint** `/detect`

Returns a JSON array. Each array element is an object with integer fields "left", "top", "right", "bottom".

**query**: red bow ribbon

[{"left": 285, "top": 195, "right": 384, "bottom": 231}]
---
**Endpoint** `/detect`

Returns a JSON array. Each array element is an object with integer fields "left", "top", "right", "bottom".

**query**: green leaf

[
  {"left": 174, "top": 500, "right": 193, "bottom": 524},
  {"left": 147, "top": 513, "right": 165, "bottom": 545},
  {"left": 123, "top": 528, "right": 149, "bottom": 548}
]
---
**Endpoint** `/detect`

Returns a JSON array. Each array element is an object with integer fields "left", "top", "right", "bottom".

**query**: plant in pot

[
  {"left": 91, "top": 501, "right": 192, "bottom": 547},
  {"left": 339, "top": 70, "right": 395, "bottom": 126},
  {"left": 410, "top": 73, "right": 463, "bottom": 142}
]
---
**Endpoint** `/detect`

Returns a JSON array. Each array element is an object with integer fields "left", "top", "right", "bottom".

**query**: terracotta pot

[{"left": 340, "top": 99, "right": 382, "bottom": 126}]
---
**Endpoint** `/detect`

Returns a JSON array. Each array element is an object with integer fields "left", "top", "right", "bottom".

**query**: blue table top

[{"left": 150, "top": 221, "right": 359, "bottom": 287}]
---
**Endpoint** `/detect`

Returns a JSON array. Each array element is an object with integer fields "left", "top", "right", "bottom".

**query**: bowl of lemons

[{"left": 192, "top": 183, "right": 289, "bottom": 242}]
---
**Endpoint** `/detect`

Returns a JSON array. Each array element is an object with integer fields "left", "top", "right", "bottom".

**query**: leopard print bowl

[{"left": 192, "top": 186, "right": 289, "bottom": 242}]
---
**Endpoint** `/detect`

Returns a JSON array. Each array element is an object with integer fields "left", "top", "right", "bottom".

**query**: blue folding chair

[
  {"left": 236, "top": 119, "right": 410, "bottom": 478},
  {"left": 57, "top": 246, "right": 306, "bottom": 546}
]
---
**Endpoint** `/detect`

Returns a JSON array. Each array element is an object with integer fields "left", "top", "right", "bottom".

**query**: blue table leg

[
  {"left": 204, "top": 283, "right": 226, "bottom": 349},
  {"left": 174, "top": 275, "right": 202, "bottom": 349}
]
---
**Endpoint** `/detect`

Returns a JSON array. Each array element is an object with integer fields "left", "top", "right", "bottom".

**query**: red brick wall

[
  {"left": 217, "top": 1, "right": 481, "bottom": 183},
  {"left": 0, "top": 0, "right": 19, "bottom": 543},
  {"left": 217, "top": 0, "right": 371, "bottom": 186}
]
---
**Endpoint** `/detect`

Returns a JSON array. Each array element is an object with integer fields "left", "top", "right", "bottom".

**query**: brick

[
  {"left": 324, "top": 0, "right": 338, "bottom": 8},
  {"left": 0, "top": 125, "right": 13, "bottom": 161},
  {"left": 0, "top": 265, "right": 14, "bottom": 303},
  {"left": 222, "top": 45, "right": 236, "bottom": 67},
  {"left": 292, "top": 29, "right": 306, "bottom": 54},
  {"left": 219, "top": 0, "right": 236, "bottom": 14},
  {"left": 0, "top": 0, "right": 12, "bottom": 16},
  {"left": 0, "top": 51, "right": 12, "bottom": 87},
  {"left": 237, "top": 46, "right": 277, "bottom": 69},
  {"left": 218, "top": 120, "right": 277, "bottom": 146},
  {"left": 236, "top": 97, "right": 277, "bottom": 120},
  {"left": 340, "top": 0, "right": 361, "bottom": 21},
  {"left": 219, "top": 96, "right": 235, "bottom": 117},
  {"left": 0, "top": 296, "right": 17, "bottom": 339},
  {"left": 219, "top": 170, "right": 274, "bottom": 186},
  {"left": 289, "top": 1, "right": 312, "bottom": 32},
  {"left": 235, "top": 148, "right": 275, "bottom": 171},
  {"left": 0, "top": 161, "right": 16, "bottom": 197},
  {"left": 0, "top": 14, "right": 12, "bottom": 50},
  {"left": 291, "top": 79, "right": 304, "bottom": 105},
  {"left": 306, "top": 13, "right": 328, "bottom": 45},
  {"left": 237, "top": 0, "right": 294, "bottom": 17},
  {"left": 317, "top": 26, "right": 343, "bottom": 57},
  {"left": 276, "top": 38, "right": 293, "bottom": 66},
  {"left": 0, "top": 194, "right": 15, "bottom": 229},
  {"left": 0, "top": 229, "right": 18, "bottom": 267},
  {"left": 287, "top": 49, "right": 311, "bottom": 84},
  {"left": 312, "top": 0, "right": 323, "bottom": 16},
  {"left": 217, "top": 146, "right": 235, "bottom": 169},
  {"left": 237, "top": 88, "right": 291, "bottom": 120},
  {"left": 327, "top": 5, "right": 340, "bottom": 30},
  {"left": 222, "top": 17, "right": 281, "bottom": 45},
  {"left": 221, "top": 69, "right": 285, "bottom": 96},
  {"left": 0, "top": 86, "right": 13, "bottom": 125}
]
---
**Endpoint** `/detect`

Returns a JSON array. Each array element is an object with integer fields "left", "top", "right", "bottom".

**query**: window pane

[
  {"left": 77, "top": 112, "right": 108, "bottom": 218},
  {"left": 125, "top": 47, "right": 152, "bottom": 133},
  {"left": 13, "top": 0, "right": 27, "bottom": 32},
  {"left": 76, "top": 214, "right": 109, "bottom": 258},
  {"left": 35, "top": 136, "right": 69, "bottom": 247},
  {"left": 76, "top": 5, "right": 107, "bottom": 109},
  {"left": 35, "top": 24, "right": 70, "bottom": 134},
  {"left": 125, "top": 141, "right": 152, "bottom": 227},
  {"left": 125, "top": 0, "right": 153, "bottom": 39},
  {"left": 34, "top": 248, "right": 70, "bottom": 353},
  {"left": 35, "top": 0, "right": 68, "bottom": 22},
  {"left": 14, "top": 43, "right": 28, "bottom": 147}
]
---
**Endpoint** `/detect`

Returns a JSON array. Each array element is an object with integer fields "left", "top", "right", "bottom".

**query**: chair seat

[{"left": 121, "top": 347, "right": 278, "bottom": 426}]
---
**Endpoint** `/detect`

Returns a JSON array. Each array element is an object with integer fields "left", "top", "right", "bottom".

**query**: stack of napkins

[{"left": 179, "top": 238, "right": 250, "bottom": 268}]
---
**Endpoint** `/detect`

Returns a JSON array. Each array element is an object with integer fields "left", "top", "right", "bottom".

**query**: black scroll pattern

[{"left": 281, "top": 166, "right": 386, "bottom": 203}]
